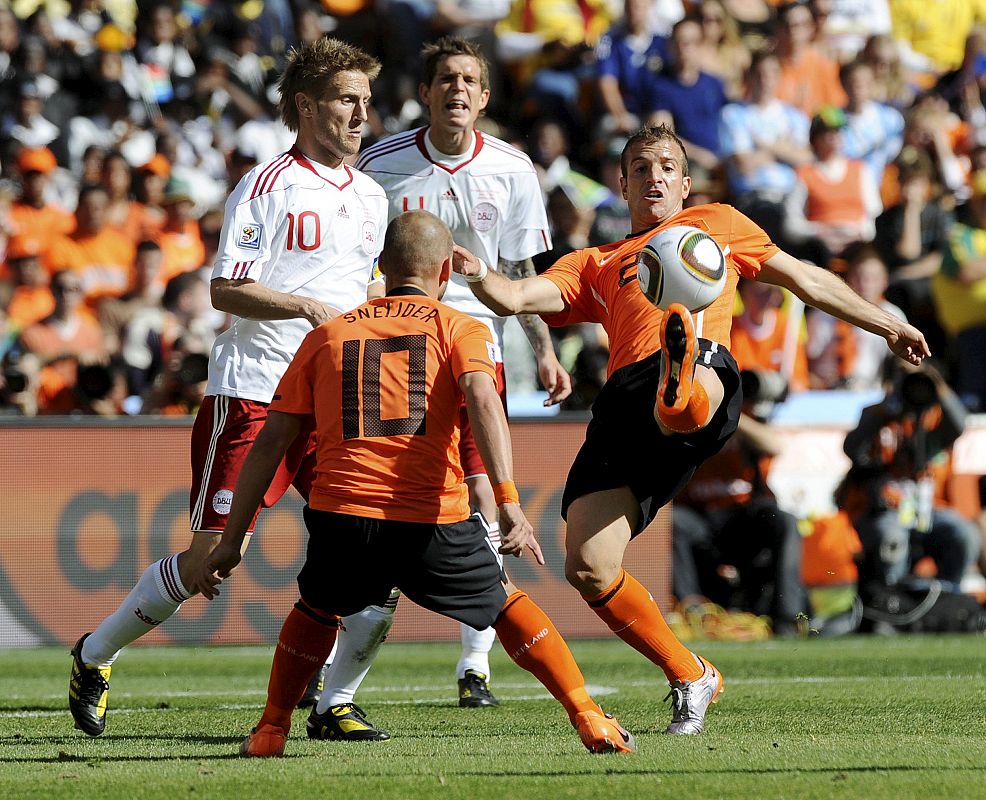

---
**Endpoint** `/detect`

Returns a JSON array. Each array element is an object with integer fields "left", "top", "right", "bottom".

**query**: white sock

[
  {"left": 323, "top": 638, "right": 339, "bottom": 668},
  {"left": 316, "top": 590, "right": 399, "bottom": 712},
  {"left": 81, "top": 556, "right": 191, "bottom": 667},
  {"left": 457, "top": 624, "right": 496, "bottom": 680}
]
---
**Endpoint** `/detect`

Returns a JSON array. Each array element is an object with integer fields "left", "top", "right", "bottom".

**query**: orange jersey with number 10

[
  {"left": 540, "top": 203, "right": 779, "bottom": 375},
  {"left": 270, "top": 291, "right": 497, "bottom": 524}
]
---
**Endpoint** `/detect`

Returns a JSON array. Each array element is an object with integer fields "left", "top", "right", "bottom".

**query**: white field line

[{"left": 7, "top": 673, "right": 982, "bottom": 718}]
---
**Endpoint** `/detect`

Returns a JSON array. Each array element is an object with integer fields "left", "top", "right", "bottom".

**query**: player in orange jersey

[
  {"left": 191, "top": 210, "right": 634, "bottom": 758},
  {"left": 452, "top": 123, "right": 930, "bottom": 735}
]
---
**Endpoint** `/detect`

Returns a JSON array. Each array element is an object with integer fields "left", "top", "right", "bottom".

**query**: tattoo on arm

[{"left": 500, "top": 257, "right": 554, "bottom": 357}]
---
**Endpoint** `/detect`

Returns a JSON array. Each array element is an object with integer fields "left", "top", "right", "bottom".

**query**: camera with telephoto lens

[
  {"left": 899, "top": 371, "right": 937, "bottom": 413},
  {"left": 3, "top": 367, "right": 27, "bottom": 394},
  {"left": 740, "top": 369, "right": 789, "bottom": 420}
]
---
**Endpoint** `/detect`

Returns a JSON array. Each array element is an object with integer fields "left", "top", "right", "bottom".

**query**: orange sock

[
  {"left": 494, "top": 591, "right": 602, "bottom": 724},
  {"left": 585, "top": 570, "right": 702, "bottom": 683},
  {"left": 657, "top": 380, "right": 710, "bottom": 433},
  {"left": 256, "top": 601, "right": 338, "bottom": 732}
]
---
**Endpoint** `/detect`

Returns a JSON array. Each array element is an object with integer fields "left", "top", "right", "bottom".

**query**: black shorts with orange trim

[
  {"left": 297, "top": 508, "right": 508, "bottom": 630},
  {"left": 561, "top": 340, "right": 742, "bottom": 537}
]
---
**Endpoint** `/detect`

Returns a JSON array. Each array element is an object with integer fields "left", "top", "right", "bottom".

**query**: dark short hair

[
  {"left": 620, "top": 124, "right": 689, "bottom": 179},
  {"left": 421, "top": 36, "right": 490, "bottom": 92}
]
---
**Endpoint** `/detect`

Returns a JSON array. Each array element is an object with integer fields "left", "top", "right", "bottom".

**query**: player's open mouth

[{"left": 445, "top": 101, "right": 468, "bottom": 111}]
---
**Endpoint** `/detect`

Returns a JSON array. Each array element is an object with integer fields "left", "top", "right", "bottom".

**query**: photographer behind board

[
  {"left": 672, "top": 369, "right": 808, "bottom": 636},
  {"left": 842, "top": 361, "right": 982, "bottom": 598}
]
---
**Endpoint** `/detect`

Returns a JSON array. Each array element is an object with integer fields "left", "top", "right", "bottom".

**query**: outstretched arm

[
  {"left": 453, "top": 245, "right": 566, "bottom": 316},
  {"left": 759, "top": 251, "right": 930, "bottom": 365},
  {"left": 460, "top": 371, "right": 544, "bottom": 565},
  {"left": 499, "top": 256, "right": 572, "bottom": 406}
]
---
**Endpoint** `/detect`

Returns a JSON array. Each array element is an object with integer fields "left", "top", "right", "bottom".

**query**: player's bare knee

[
  {"left": 564, "top": 552, "right": 614, "bottom": 596},
  {"left": 696, "top": 364, "right": 725, "bottom": 414}
]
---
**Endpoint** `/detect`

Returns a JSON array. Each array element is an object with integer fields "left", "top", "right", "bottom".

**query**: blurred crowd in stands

[{"left": 1, "top": 0, "right": 986, "bottom": 631}]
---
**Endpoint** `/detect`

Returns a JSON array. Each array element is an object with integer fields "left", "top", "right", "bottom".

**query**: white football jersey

[
  {"left": 355, "top": 127, "right": 551, "bottom": 356},
  {"left": 209, "top": 147, "right": 388, "bottom": 403}
]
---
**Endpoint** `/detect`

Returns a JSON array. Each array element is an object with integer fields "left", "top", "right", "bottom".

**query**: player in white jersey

[
  {"left": 68, "top": 38, "right": 388, "bottom": 738},
  {"left": 303, "top": 37, "right": 572, "bottom": 738}
]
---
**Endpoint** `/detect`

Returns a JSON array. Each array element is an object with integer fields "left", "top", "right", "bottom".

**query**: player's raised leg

[
  {"left": 656, "top": 303, "right": 725, "bottom": 435},
  {"left": 565, "top": 488, "right": 723, "bottom": 735}
]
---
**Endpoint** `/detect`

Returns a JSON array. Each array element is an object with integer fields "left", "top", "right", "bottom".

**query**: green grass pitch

[{"left": 2, "top": 636, "right": 984, "bottom": 799}]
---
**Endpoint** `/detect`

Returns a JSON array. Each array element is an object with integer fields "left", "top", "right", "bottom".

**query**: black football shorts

[
  {"left": 297, "top": 508, "right": 508, "bottom": 630},
  {"left": 561, "top": 339, "right": 742, "bottom": 536}
]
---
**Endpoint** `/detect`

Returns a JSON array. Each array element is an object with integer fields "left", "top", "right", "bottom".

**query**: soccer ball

[{"left": 636, "top": 225, "right": 726, "bottom": 312}]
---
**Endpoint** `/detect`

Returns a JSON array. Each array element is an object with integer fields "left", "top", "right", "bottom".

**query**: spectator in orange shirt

[
  {"left": 774, "top": 1, "right": 848, "bottom": 118},
  {"left": 783, "top": 106, "right": 882, "bottom": 265},
  {"left": 8, "top": 146, "right": 75, "bottom": 261},
  {"left": 730, "top": 278, "right": 809, "bottom": 391},
  {"left": 18, "top": 269, "right": 110, "bottom": 413},
  {"left": 45, "top": 185, "right": 136, "bottom": 304},
  {"left": 3, "top": 234, "right": 54, "bottom": 330},
  {"left": 102, "top": 150, "right": 143, "bottom": 244},
  {"left": 157, "top": 176, "right": 205, "bottom": 284},
  {"left": 131, "top": 154, "right": 168, "bottom": 241}
]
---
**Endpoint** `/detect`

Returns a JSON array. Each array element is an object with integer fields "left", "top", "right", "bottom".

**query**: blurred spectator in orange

[
  {"left": 8, "top": 147, "right": 75, "bottom": 260},
  {"left": 18, "top": 269, "right": 109, "bottom": 414},
  {"left": 3, "top": 234, "right": 54, "bottom": 330},
  {"left": 807, "top": 245, "right": 907, "bottom": 390},
  {"left": 157, "top": 176, "right": 205, "bottom": 284},
  {"left": 594, "top": 0, "right": 670, "bottom": 136},
  {"left": 102, "top": 150, "right": 143, "bottom": 243},
  {"left": 131, "top": 155, "right": 169, "bottom": 239},
  {"left": 45, "top": 185, "right": 136, "bottom": 304},
  {"left": 730, "top": 278, "right": 809, "bottom": 392},
  {"left": 774, "top": 1, "right": 847, "bottom": 117},
  {"left": 695, "top": 0, "right": 751, "bottom": 100},
  {"left": 784, "top": 106, "right": 881, "bottom": 264}
]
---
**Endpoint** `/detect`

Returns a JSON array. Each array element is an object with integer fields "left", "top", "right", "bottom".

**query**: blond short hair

[{"left": 277, "top": 37, "right": 381, "bottom": 132}]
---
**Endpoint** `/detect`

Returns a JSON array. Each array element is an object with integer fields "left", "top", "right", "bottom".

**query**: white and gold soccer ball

[{"left": 636, "top": 225, "right": 726, "bottom": 312}]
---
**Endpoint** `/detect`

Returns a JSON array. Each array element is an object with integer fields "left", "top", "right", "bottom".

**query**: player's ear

[
  {"left": 418, "top": 82, "right": 430, "bottom": 107},
  {"left": 296, "top": 91, "right": 313, "bottom": 119},
  {"left": 439, "top": 254, "right": 452, "bottom": 285},
  {"left": 681, "top": 174, "right": 692, "bottom": 200},
  {"left": 620, "top": 173, "right": 628, "bottom": 201}
]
